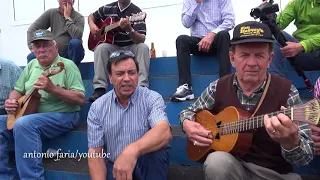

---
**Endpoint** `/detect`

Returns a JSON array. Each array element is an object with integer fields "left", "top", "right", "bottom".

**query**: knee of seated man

[
  {"left": 204, "top": 151, "right": 236, "bottom": 173},
  {"left": 176, "top": 35, "right": 190, "bottom": 44},
  {"left": 13, "top": 116, "right": 34, "bottom": 132},
  {"left": 69, "top": 39, "right": 82, "bottom": 47},
  {"left": 135, "top": 43, "right": 149, "bottom": 52}
]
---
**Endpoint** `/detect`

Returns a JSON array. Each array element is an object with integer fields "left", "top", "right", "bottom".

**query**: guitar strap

[{"left": 251, "top": 73, "right": 271, "bottom": 117}]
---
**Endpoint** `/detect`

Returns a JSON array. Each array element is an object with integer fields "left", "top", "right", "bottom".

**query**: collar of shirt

[
  {"left": 117, "top": 1, "right": 131, "bottom": 12},
  {"left": 34, "top": 54, "right": 62, "bottom": 72},
  {"left": 112, "top": 86, "right": 140, "bottom": 107},
  {"left": 232, "top": 73, "right": 267, "bottom": 94}
]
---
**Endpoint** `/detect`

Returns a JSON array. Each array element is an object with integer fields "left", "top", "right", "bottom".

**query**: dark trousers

[
  {"left": 176, "top": 31, "right": 231, "bottom": 86},
  {"left": 27, "top": 38, "right": 85, "bottom": 66},
  {"left": 268, "top": 31, "right": 320, "bottom": 77},
  {"left": 106, "top": 146, "right": 170, "bottom": 180}
]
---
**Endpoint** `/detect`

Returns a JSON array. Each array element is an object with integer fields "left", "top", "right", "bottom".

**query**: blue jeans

[
  {"left": 268, "top": 31, "right": 320, "bottom": 78},
  {"left": 0, "top": 112, "right": 80, "bottom": 180},
  {"left": 107, "top": 145, "right": 170, "bottom": 180},
  {"left": 27, "top": 39, "right": 85, "bottom": 66}
]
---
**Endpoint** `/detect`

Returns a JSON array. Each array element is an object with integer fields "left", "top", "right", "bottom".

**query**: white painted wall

[{"left": 0, "top": 0, "right": 295, "bottom": 66}]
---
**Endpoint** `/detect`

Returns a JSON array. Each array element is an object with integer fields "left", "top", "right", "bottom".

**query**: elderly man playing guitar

[
  {"left": 87, "top": 0, "right": 149, "bottom": 102},
  {"left": 0, "top": 29, "right": 85, "bottom": 180},
  {"left": 180, "top": 21, "right": 315, "bottom": 180}
]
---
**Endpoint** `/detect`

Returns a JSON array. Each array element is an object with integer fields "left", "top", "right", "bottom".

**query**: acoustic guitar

[
  {"left": 87, "top": 12, "right": 147, "bottom": 51},
  {"left": 7, "top": 61, "right": 65, "bottom": 130},
  {"left": 186, "top": 98, "right": 320, "bottom": 162}
]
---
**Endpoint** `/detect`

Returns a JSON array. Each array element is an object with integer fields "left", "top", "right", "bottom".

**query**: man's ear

[
  {"left": 229, "top": 51, "right": 236, "bottom": 68},
  {"left": 267, "top": 52, "right": 274, "bottom": 68},
  {"left": 108, "top": 74, "right": 113, "bottom": 85}
]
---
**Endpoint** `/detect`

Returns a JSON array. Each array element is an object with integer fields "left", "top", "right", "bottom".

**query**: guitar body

[
  {"left": 186, "top": 107, "right": 253, "bottom": 162},
  {"left": 7, "top": 92, "right": 41, "bottom": 130},
  {"left": 88, "top": 17, "right": 118, "bottom": 51}
]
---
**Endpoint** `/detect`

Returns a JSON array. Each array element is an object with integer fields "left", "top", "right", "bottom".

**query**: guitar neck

[
  {"left": 221, "top": 100, "right": 320, "bottom": 135},
  {"left": 22, "top": 87, "right": 38, "bottom": 105},
  {"left": 104, "top": 16, "right": 138, "bottom": 32}
]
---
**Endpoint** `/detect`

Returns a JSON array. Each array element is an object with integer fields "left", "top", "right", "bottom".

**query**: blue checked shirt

[
  {"left": 180, "top": 74, "right": 315, "bottom": 167},
  {"left": 182, "top": 0, "right": 235, "bottom": 38},
  {"left": 87, "top": 86, "right": 169, "bottom": 162},
  {"left": 0, "top": 58, "right": 22, "bottom": 113}
]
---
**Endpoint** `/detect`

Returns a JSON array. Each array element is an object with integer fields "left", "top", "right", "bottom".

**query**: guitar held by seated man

[
  {"left": 87, "top": 12, "right": 146, "bottom": 51},
  {"left": 186, "top": 98, "right": 320, "bottom": 162}
]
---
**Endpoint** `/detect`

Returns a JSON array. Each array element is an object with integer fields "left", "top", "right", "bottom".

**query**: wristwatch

[{"left": 126, "top": 28, "right": 135, "bottom": 35}]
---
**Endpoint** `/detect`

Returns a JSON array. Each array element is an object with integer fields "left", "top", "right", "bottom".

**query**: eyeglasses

[
  {"left": 32, "top": 43, "right": 55, "bottom": 50},
  {"left": 109, "top": 50, "right": 135, "bottom": 59}
]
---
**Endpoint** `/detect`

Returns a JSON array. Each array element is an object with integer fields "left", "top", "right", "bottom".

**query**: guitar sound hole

[
  {"left": 215, "top": 133, "right": 220, "bottom": 140},
  {"left": 216, "top": 121, "right": 221, "bottom": 128}
]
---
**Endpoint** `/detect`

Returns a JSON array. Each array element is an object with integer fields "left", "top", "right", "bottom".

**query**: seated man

[
  {"left": 87, "top": 0, "right": 149, "bottom": 102},
  {"left": 27, "top": 0, "right": 85, "bottom": 66},
  {"left": 180, "top": 21, "right": 314, "bottom": 180},
  {"left": 87, "top": 50, "right": 171, "bottom": 180},
  {"left": 0, "top": 29, "right": 85, "bottom": 179},
  {"left": 0, "top": 58, "right": 22, "bottom": 115},
  {"left": 268, "top": 0, "right": 320, "bottom": 78},
  {"left": 171, "top": 0, "right": 235, "bottom": 101}
]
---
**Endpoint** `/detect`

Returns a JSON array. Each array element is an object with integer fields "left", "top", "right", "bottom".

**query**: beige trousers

[{"left": 203, "top": 151, "right": 301, "bottom": 180}]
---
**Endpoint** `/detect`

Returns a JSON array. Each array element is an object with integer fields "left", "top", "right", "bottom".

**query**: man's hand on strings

[
  {"left": 34, "top": 72, "right": 56, "bottom": 93},
  {"left": 264, "top": 106, "right": 300, "bottom": 150},
  {"left": 183, "top": 120, "right": 213, "bottom": 147}
]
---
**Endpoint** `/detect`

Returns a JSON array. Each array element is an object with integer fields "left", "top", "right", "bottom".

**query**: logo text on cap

[{"left": 240, "top": 26, "right": 264, "bottom": 37}]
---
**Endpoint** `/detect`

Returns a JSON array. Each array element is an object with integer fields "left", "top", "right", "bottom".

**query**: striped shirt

[
  {"left": 87, "top": 86, "right": 168, "bottom": 162},
  {"left": 180, "top": 74, "right": 315, "bottom": 167},
  {"left": 0, "top": 58, "right": 22, "bottom": 114},
  {"left": 181, "top": 0, "right": 235, "bottom": 38},
  {"left": 92, "top": 1, "right": 147, "bottom": 47}
]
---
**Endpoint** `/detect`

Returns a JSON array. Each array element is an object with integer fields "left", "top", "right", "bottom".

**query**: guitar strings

[{"left": 200, "top": 104, "right": 319, "bottom": 135}]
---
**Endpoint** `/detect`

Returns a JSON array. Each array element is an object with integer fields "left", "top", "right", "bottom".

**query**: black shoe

[
  {"left": 89, "top": 88, "right": 106, "bottom": 102},
  {"left": 170, "top": 84, "right": 194, "bottom": 102}
]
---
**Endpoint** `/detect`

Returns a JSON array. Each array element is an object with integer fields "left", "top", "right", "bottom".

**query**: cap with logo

[
  {"left": 230, "top": 21, "right": 275, "bottom": 45},
  {"left": 30, "top": 29, "right": 54, "bottom": 43}
]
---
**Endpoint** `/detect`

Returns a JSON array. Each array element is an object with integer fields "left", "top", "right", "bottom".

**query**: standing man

[
  {"left": 171, "top": 0, "right": 235, "bottom": 102},
  {"left": 0, "top": 58, "right": 22, "bottom": 115},
  {"left": 181, "top": 21, "right": 314, "bottom": 180},
  {"left": 27, "top": 0, "right": 85, "bottom": 66},
  {"left": 0, "top": 29, "right": 85, "bottom": 179},
  {"left": 268, "top": 0, "right": 320, "bottom": 78},
  {"left": 87, "top": 50, "right": 171, "bottom": 180},
  {"left": 87, "top": 0, "right": 149, "bottom": 102}
]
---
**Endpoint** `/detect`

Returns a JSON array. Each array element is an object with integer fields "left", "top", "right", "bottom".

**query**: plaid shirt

[{"left": 180, "top": 74, "right": 315, "bottom": 167}]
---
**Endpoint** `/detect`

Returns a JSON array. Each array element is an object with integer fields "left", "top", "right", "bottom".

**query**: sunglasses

[{"left": 109, "top": 50, "right": 135, "bottom": 59}]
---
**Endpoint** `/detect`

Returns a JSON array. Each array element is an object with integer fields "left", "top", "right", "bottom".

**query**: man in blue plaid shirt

[
  {"left": 180, "top": 21, "right": 315, "bottom": 180},
  {"left": 0, "top": 58, "right": 22, "bottom": 115}
]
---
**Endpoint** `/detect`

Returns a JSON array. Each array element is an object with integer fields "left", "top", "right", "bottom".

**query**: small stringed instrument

[
  {"left": 7, "top": 61, "right": 65, "bottom": 130},
  {"left": 87, "top": 12, "right": 147, "bottom": 51},
  {"left": 186, "top": 98, "right": 320, "bottom": 162}
]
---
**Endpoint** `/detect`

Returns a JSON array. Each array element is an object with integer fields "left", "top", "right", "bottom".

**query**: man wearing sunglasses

[
  {"left": 27, "top": 0, "right": 85, "bottom": 66},
  {"left": 87, "top": 50, "right": 171, "bottom": 180},
  {"left": 88, "top": 0, "right": 149, "bottom": 102}
]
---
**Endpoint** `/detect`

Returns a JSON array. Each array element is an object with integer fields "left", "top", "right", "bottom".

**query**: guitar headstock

[
  {"left": 46, "top": 61, "right": 65, "bottom": 78},
  {"left": 293, "top": 98, "right": 320, "bottom": 125},
  {"left": 128, "top": 12, "right": 147, "bottom": 22}
]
